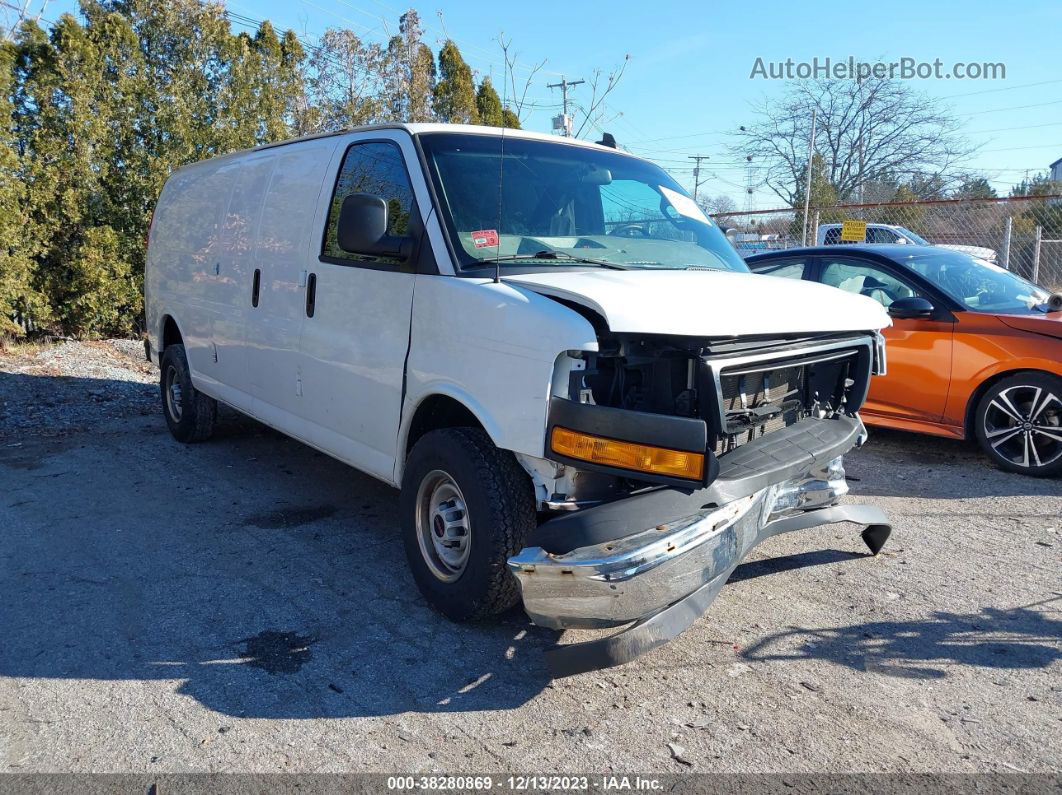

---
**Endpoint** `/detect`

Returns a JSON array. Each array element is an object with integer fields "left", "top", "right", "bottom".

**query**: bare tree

[
  {"left": 733, "top": 78, "right": 978, "bottom": 206},
  {"left": 497, "top": 35, "right": 546, "bottom": 124},
  {"left": 700, "top": 194, "right": 739, "bottom": 216},
  {"left": 572, "top": 54, "right": 630, "bottom": 139},
  {"left": 303, "top": 28, "right": 385, "bottom": 133}
]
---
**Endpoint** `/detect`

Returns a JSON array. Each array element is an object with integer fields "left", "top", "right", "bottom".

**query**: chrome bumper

[{"left": 508, "top": 456, "right": 891, "bottom": 677}]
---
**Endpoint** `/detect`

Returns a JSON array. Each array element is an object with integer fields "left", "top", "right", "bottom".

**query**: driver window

[
  {"left": 866, "top": 227, "right": 900, "bottom": 244},
  {"left": 323, "top": 141, "right": 414, "bottom": 264},
  {"left": 820, "top": 258, "right": 921, "bottom": 308}
]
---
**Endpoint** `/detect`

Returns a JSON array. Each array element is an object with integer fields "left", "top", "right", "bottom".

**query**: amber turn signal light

[{"left": 550, "top": 426, "right": 705, "bottom": 481}]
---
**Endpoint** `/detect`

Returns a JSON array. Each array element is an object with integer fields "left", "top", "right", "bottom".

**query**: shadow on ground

[
  {"left": 740, "top": 595, "right": 1062, "bottom": 680},
  {"left": 2, "top": 372, "right": 1059, "bottom": 720},
  {"left": 0, "top": 374, "right": 555, "bottom": 719}
]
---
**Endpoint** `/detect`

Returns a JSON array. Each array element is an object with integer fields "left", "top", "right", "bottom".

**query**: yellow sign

[{"left": 840, "top": 220, "right": 867, "bottom": 242}]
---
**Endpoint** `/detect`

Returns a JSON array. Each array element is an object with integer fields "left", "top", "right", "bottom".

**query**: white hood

[{"left": 502, "top": 269, "right": 891, "bottom": 337}]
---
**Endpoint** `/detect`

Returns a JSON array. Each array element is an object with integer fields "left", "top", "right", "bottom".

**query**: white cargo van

[{"left": 145, "top": 124, "right": 892, "bottom": 676}]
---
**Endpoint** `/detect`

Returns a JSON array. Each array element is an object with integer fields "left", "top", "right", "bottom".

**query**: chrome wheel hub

[
  {"left": 165, "top": 365, "right": 184, "bottom": 422},
  {"left": 984, "top": 384, "right": 1062, "bottom": 469},
  {"left": 415, "top": 470, "right": 471, "bottom": 582}
]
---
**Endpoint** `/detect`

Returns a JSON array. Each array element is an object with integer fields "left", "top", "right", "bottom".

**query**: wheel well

[
  {"left": 161, "top": 316, "right": 182, "bottom": 351},
  {"left": 964, "top": 368, "right": 1054, "bottom": 439},
  {"left": 405, "top": 395, "right": 485, "bottom": 456}
]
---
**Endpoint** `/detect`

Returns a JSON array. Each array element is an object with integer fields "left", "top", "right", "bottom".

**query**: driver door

[{"left": 817, "top": 255, "right": 955, "bottom": 423}]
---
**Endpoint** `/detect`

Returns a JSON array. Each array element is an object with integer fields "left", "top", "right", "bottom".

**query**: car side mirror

[
  {"left": 337, "top": 193, "right": 412, "bottom": 260},
  {"left": 888, "top": 295, "right": 935, "bottom": 319}
]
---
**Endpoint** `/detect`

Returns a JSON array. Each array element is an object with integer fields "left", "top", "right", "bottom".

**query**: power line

[{"left": 546, "top": 76, "right": 584, "bottom": 137}]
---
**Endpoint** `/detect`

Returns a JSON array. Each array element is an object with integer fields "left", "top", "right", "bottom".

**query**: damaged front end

[{"left": 509, "top": 329, "right": 891, "bottom": 677}]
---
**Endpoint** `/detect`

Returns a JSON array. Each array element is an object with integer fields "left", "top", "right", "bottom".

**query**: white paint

[
  {"left": 502, "top": 269, "right": 891, "bottom": 336},
  {"left": 146, "top": 123, "right": 888, "bottom": 493}
]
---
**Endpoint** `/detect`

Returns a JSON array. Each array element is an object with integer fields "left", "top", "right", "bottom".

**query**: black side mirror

[
  {"left": 337, "top": 193, "right": 411, "bottom": 260},
  {"left": 888, "top": 295, "right": 935, "bottom": 319}
]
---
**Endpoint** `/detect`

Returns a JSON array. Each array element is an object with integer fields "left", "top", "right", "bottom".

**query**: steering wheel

[{"left": 608, "top": 223, "right": 651, "bottom": 238}]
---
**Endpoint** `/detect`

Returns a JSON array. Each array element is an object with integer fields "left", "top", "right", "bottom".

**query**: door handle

[
  {"left": 251, "top": 269, "right": 261, "bottom": 307},
  {"left": 305, "top": 272, "right": 317, "bottom": 318}
]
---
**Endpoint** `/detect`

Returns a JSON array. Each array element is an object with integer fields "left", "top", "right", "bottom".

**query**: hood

[
  {"left": 997, "top": 311, "right": 1062, "bottom": 339},
  {"left": 501, "top": 269, "right": 891, "bottom": 337}
]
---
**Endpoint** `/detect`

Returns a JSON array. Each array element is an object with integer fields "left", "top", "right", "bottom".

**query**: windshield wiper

[{"left": 483, "top": 250, "right": 631, "bottom": 270}]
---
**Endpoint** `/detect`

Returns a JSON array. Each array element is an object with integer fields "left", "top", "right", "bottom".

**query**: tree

[
  {"left": 433, "top": 39, "right": 477, "bottom": 124},
  {"left": 699, "top": 194, "right": 738, "bottom": 216},
  {"left": 0, "top": 39, "right": 46, "bottom": 337},
  {"left": 954, "top": 175, "right": 997, "bottom": 199},
  {"left": 734, "top": 78, "right": 977, "bottom": 206},
  {"left": 572, "top": 54, "right": 630, "bottom": 139},
  {"left": 381, "top": 10, "right": 434, "bottom": 123},
  {"left": 305, "top": 28, "right": 384, "bottom": 132},
  {"left": 498, "top": 35, "right": 543, "bottom": 126},
  {"left": 475, "top": 76, "right": 503, "bottom": 126}
]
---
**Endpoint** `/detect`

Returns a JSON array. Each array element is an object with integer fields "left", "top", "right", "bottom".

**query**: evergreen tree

[
  {"left": 475, "top": 77, "right": 503, "bottom": 127},
  {"left": 0, "top": 39, "right": 46, "bottom": 336},
  {"left": 501, "top": 107, "right": 520, "bottom": 130},
  {"left": 433, "top": 40, "right": 477, "bottom": 124}
]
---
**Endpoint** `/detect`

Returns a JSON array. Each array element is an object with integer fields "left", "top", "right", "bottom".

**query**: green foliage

[
  {"left": 475, "top": 77, "right": 503, "bottom": 127},
  {"left": 0, "top": 3, "right": 536, "bottom": 338},
  {"left": 434, "top": 40, "right": 478, "bottom": 124}
]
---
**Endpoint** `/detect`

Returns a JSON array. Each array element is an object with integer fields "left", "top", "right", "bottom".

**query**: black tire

[
  {"left": 159, "top": 344, "right": 216, "bottom": 443},
  {"left": 974, "top": 372, "right": 1062, "bottom": 477},
  {"left": 400, "top": 427, "right": 536, "bottom": 622}
]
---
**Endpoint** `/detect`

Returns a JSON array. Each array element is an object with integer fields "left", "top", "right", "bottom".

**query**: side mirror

[
  {"left": 888, "top": 295, "right": 935, "bottom": 319},
  {"left": 337, "top": 193, "right": 411, "bottom": 259}
]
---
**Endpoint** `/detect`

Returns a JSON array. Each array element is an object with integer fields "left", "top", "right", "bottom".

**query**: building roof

[{"left": 1050, "top": 157, "right": 1062, "bottom": 170}]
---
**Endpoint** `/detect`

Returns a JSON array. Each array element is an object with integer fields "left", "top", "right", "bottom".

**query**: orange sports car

[{"left": 748, "top": 245, "right": 1062, "bottom": 477}]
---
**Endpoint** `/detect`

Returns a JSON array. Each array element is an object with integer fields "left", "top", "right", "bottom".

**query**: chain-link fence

[{"left": 713, "top": 195, "right": 1062, "bottom": 291}]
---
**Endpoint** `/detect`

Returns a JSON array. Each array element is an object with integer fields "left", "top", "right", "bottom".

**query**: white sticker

[{"left": 660, "top": 185, "right": 711, "bottom": 225}]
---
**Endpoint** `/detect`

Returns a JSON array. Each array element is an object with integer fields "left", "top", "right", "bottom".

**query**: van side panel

[
  {"left": 400, "top": 277, "right": 598, "bottom": 481},
  {"left": 241, "top": 139, "right": 339, "bottom": 418},
  {"left": 146, "top": 161, "right": 236, "bottom": 375}
]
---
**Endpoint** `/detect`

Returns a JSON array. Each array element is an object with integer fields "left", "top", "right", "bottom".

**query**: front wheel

[
  {"left": 974, "top": 373, "right": 1062, "bottom": 477},
  {"left": 160, "top": 344, "right": 216, "bottom": 443},
  {"left": 400, "top": 428, "right": 536, "bottom": 621}
]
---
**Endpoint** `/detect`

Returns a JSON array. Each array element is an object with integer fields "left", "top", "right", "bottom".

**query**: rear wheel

[
  {"left": 400, "top": 428, "right": 536, "bottom": 621},
  {"left": 974, "top": 373, "right": 1062, "bottom": 477},
  {"left": 160, "top": 344, "right": 216, "bottom": 443}
]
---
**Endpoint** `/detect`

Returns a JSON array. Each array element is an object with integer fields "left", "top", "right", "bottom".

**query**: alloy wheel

[{"left": 983, "top": 384, "right": 1062, "bottom": 469}]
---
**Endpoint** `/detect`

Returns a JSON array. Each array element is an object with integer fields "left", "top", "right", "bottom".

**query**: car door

[
  {"left": 816, "top": 255, "right": 955, "bottom": 423},
  {"left": 294, "top": 134, "right": 420, "bottom": 482},
  {"left": 243, "top": 137, "right": 340, "bottom": 427}
]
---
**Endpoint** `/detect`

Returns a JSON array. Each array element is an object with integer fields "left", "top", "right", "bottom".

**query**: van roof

[
  {"left": 168, "top": 122, "right": 631, "bottom": 178},
  {"left": 253, "top": 123, "right": 617, "bottom": 153}
]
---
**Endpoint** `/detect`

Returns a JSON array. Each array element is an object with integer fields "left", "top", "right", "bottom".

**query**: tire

[
  {"left": 974, "top": 372, "right": 1062, "bottom": 477},
  {"left": 400, "top": 427, "right": 536, "bottom": 622},
  {"left": 159, "top": 344, "right": 217, "bottom": 443}
]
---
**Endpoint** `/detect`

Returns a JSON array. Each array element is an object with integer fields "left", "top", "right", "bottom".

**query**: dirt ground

[{"left": 1, "top": 341, "right": 1059, "bottom": 774}]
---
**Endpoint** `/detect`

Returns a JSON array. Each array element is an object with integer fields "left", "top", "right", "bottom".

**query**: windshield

[
  {"left": 418, "top": 132, "right": 748, "bottom": 273},
  {"left": 895, "top": 226, "right": 930, "bottom": 246},
  {"left": 901, "top": 250, "right": 1050, "bottom": 314}
]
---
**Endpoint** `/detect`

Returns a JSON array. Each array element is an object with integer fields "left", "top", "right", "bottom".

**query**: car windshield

[
  {"left": 901, "top": 250, "right": 1050, "bottom": 314},
  {"left": 417, "top": 132, "right": 748, "bottom": 273},
  {"left": 895, "top": 226, "right": 929, "bottom": 246}
]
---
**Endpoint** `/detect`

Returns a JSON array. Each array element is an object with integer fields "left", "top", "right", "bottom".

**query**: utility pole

[
  {"left": 801, "top": 107, "right": 817, "bottom": 247},
  {"left": 688, "top": 155, "right": 710, "bottom": 202},
  {"left": 547, "top": 76, "right": 584, "bottom": 137}
]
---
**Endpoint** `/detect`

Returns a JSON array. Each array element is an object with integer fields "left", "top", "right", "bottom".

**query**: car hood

[
  {"left": 997, "top": 312, "right": 1062, "bottom": 339},
  {"left": 501, "top": 269, "right": 891, "bottom": 336}
]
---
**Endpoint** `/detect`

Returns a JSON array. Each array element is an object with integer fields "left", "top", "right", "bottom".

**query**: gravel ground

[{"left": 0, "top": 341, "right": 1060, "bottom": 775}]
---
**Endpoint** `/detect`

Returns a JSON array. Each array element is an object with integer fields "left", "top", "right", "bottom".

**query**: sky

[{"left": 16, "top": 0, "right": 1062, "bottom": 209}]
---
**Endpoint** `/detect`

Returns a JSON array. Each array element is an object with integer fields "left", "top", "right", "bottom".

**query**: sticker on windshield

[
  {"left": 471, "top": 229, "right": 499, "bottom": 248},
  {"left": 659, "top": 186, "right": 711, "bottom": 225}
]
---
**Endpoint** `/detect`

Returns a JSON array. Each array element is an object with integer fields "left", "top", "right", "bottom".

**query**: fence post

[
  {"left": 1032, "top": 225, "right": 1042, "bottom": 285},
  {"left": 1001, "top": 216, "right": 1012, "bottom": 270},
  {"left": 811, "top": 210, "right": 820, "bottom": 246}
]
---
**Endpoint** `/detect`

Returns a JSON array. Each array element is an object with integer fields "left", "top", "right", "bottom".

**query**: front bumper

[{"left": 507, "top": 415, "right": 891, "bottom": 677}]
